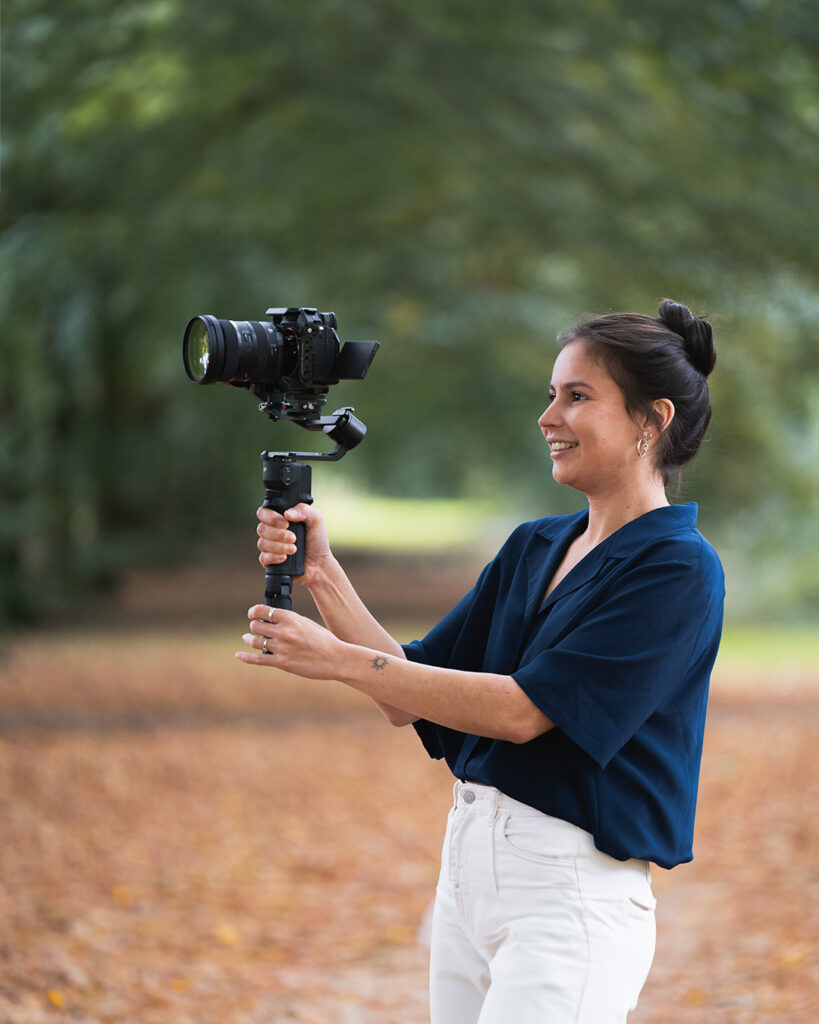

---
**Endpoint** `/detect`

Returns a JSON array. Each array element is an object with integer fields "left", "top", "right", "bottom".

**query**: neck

[{"left": 582, "top": 479, "right": 669, "bottom": 547}]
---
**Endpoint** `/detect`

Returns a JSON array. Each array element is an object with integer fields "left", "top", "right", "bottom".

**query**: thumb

[{"left": 284, "top": 504, "right": 312, "bottom": 522}]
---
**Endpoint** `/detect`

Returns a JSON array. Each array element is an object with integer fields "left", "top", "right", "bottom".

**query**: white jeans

[{"left": 429, "top": 782, "right": 656, "bottom": 1023}]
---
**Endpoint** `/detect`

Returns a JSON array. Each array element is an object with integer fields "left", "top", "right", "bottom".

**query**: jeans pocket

[
  {"left": 628, "top": 894, "right": 657, "bottom": 912},
  {"left": 499, "top": 812, "right": 581, "bottom": 865},
  {"left": 626, "top": 871, "right": 657, "bottom": 912}
]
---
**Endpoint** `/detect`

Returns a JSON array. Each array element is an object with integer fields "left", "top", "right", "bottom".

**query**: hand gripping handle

[{"left": 261, "top": 455, "right": 313, "bottom": 610}]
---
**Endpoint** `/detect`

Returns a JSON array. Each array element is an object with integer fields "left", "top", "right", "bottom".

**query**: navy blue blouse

[{"left": 403, "top": 503, "right": 724, "bottom": 869}]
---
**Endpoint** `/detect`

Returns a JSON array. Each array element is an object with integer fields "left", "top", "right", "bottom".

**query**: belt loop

[
  {"left": 488, "top": 792, "right": 500, "bottom": 893},
  {"left": 488, "top": 789, "right": 499, "bottom": 828}
]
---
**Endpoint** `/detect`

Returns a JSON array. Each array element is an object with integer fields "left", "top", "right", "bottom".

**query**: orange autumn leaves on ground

[{"left": 0, "top": 629, "right": 817, "bottom": 1023}]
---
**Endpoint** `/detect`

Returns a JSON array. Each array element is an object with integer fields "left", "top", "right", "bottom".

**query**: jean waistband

[
  {"left": 454, "top": 779, "right": 582, "bottom": 822},
  {"left": 454, "top": 780, "right": 561, "bottom": 816},
  {"left": 452, "top": 780, "right": 652, "bottom": 883}
]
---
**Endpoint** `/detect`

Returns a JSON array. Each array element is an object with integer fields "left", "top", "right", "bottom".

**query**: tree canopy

[{"left": 2, "top": 0, "right": 818, "bottom": 623}]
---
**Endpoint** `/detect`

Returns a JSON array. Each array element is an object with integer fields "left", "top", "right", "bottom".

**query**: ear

[{"left": 648, "top": 398, "right": 675, "bottom": 434}]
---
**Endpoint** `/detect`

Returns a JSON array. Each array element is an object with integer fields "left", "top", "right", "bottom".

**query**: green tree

[{"left": 2, "top": 0, "right": 818, "bottom": 623}]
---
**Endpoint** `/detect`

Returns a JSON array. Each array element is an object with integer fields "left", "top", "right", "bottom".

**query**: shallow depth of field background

[{"left": 1, "top": 2, "right": 818, "bottom": 1021}]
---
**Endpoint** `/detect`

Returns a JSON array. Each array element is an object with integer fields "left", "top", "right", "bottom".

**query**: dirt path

[{"left": 0, "top": 626, "right": 816, "bottom": 1022}]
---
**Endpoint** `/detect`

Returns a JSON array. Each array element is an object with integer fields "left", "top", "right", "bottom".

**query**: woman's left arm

[{"left": 237, "top": 605, "right": 553, "bottom": 744}]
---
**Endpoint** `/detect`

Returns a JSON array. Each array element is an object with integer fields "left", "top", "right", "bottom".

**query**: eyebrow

[{"left": 549, "top": 380, "right": 597, "bottom": 391}]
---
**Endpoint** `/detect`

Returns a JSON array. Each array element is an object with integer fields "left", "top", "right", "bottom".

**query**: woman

[{"left": 237, "top": 299, "right": 725, "bottom": 1023}]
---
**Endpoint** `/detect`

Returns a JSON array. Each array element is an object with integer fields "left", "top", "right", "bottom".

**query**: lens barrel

[{"left": 183, "top": 316, "right": 284, "bottom": 385}]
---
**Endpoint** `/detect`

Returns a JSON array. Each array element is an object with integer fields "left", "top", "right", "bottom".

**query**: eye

[{"left": 571, "top": 391, "right": 588, "bottom": 401}]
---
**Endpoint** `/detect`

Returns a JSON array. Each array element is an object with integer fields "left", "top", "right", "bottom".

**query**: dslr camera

[{"left": 183, "top": 306, "right": 379, "bottom": 425}]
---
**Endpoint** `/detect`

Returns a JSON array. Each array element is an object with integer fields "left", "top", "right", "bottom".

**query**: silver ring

[
  {"left": 267, "top": 607, "right": 276, "bottom": 621},
  {"left": 262, "top": 637, "right": 272, "bottom": 655}
]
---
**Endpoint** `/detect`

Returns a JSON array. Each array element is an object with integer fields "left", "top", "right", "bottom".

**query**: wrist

[
  {"left": 306, "top": 553, "right": 344, "bottom": 595},
  {"left": 332, "top": 640, "right": 367, "bottom": 685}
]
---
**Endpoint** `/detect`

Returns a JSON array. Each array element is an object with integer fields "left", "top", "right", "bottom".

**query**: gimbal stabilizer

[{"left": 182, "top": 306, "right": 378, "bottom": 609}]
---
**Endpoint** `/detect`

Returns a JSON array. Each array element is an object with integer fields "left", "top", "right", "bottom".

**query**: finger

[
  {"left": 256, "top": 522, "right": 298, "bottom": 547},
  {"left": 243, "top": 626, "right": 278, "bottom": 651},
  {"left": 259, "top": 550, "right": 289, "bottom": 568},
  {"left": 248, "top": 604, "right": 273, "bottom": 622},
  {"left": 258, "top": 546, "right": 293, "bottom": 568},
  {"left": 257, "top": 506, "right": 292, "bottom": 523},
  {"left": 235, "top": 650, "right": 276, "bottom": 666},
  {"left": 247, "top": 605, "right": 292, "bottom": 622},
  {"left": 247, "top": 613, "right": 288, "bottom": 638},
  {"left": 257, "top": 538, "right": 297, "bottom": 562}
]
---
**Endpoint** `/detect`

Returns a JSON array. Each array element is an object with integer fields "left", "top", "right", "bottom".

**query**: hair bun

[{"left": 658, "top": 299, "right": 716, "bottom": 376}]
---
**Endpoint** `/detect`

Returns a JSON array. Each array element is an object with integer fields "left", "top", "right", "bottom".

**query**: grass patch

[
  {"left": 713, "top": 624, "right": 819, "bottom": 693},
  {"left": 717, "top": 624, "right": 819, "bottom": 673},
  {"left": 317, "top": 484, "right": 501, "bottom": 552}
]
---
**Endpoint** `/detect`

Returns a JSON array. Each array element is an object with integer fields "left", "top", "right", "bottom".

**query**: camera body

[{"left": 183, "top": 306, "right": 379, "bottom": 424}]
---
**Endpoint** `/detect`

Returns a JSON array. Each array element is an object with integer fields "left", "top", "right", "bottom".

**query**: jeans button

[{"left": 462, "top": 790, "right": 476, "bottom": 804}]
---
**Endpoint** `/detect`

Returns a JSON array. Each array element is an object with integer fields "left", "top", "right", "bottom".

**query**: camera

[{"left": 183, "top": 306, "right": 379, "bottom": 424}]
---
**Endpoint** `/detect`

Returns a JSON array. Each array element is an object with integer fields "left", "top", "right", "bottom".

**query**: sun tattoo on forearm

[{"left": 371, "top": 656, "right": 388, "bottom": 671}]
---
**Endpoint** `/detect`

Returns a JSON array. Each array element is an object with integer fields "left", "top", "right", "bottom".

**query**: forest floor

[{"left": 0, "top": 552, "right": 816, "bottom": 1022}]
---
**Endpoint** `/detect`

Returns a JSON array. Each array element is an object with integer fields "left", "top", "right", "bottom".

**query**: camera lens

[
  {"left": 183, "top": 317, "right": 215, "bottom": 383},
  {"left": 183, "top": 315, "right": 288, "bottom": 385}
]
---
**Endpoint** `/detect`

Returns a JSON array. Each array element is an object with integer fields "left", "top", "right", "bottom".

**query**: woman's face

[{"left": 538, "top": 339, "right": 649, "bottom": 498}]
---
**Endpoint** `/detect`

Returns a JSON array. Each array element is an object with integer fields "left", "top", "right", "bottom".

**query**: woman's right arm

[{"left": 256, "top": 504, "right": 418, "bottom": 726}]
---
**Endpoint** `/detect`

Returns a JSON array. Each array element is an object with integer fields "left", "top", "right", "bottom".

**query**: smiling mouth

[{"left": 549, "top": 441, "right": 578, "bottom": 452}]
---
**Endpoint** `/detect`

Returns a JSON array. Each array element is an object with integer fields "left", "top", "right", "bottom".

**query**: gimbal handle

[{"left": 261, "top": 456, "right": 312, "bottom": 609}]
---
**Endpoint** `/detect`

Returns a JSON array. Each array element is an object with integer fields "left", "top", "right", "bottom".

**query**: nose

[{"left": 538, "top": 400, "right": 558, "bottom": 431}]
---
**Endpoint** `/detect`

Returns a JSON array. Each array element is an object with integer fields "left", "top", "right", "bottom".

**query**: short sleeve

[{"left": 512, "top": 542, "right": 724, "bottom": 769}]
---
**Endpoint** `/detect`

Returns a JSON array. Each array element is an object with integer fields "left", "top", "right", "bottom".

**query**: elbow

[
  {"left": 506, "top": 722, "right": 538, "bottom": 745},
  {"left": 387, "top": 714, "right": 417, "bottom": 729},
  {"left": 380, "top": 706, "right": 419, "bottom": 729},
  {"left": 507, "top": 708, "right": 554, "bottom": 745},
  {"left": 500, "top": 680, "right": 553, "bottom": 744}
]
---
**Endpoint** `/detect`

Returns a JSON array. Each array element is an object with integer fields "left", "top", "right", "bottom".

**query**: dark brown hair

[{"left": 560, "top": 300, "right": 717, "bottom": 485}]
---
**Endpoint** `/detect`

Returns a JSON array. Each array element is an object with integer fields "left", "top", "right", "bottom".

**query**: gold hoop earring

[{"left": 637, "top": 431, "right": 649, "bottom": 458}]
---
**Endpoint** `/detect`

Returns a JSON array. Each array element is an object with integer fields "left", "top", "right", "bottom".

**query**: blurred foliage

[{"left": 2, "top": 0, "right": 818, "bottom": 624}]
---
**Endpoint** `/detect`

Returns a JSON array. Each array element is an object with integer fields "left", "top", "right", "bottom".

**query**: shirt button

[{"left": 462, "top": 790, "right": 476, "bottom": 804}]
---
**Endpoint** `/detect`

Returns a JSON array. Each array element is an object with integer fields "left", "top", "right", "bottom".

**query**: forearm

[
  {"left": 333, "top": 643, "right": 554, "bottom": 744},
  {"left": 308, "top": 555, "right": 405, "bottom": 658},
  {"left": 307, "top": 556, "right": 417, "bottom": 725}
]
